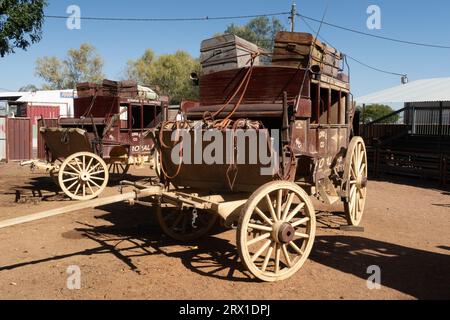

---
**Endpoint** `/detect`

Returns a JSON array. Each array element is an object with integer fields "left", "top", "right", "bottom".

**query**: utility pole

[{"left": 289, "top": 3, "right": 297, "bottom": 32}]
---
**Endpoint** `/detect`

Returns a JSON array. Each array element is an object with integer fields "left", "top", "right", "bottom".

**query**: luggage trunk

[
  {"left": 200, "top": 34, "right": 266, "bottom": 75},
  {"left": 272, "top": 32, "right": 342, "bottom": 78}
]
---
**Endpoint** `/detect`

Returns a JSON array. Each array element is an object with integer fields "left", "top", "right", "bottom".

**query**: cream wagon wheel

[
  {"left": 237, "top": 181, "right": 316, "bottom": 282},
  {"left": 153, "top": 149, "right": 162, "bottom": 179},
  {"left": 342, "top": 137, "right": 368, "bottom": 226},
  {"left": 156, "top": 207, "right": 218, "bottom": 242},
  {"left": 58, "top": 152, "right": 109, "bottom": 201},
  {"left": 108, "top": 161, "right": 130, "bottom": 182}
]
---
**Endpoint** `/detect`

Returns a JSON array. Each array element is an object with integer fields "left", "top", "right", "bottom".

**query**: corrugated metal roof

[
  {"left": 356, "top": 77, "right": 450, "bottom": 104},
  {"left": 0, "top": 90, "right": 75, "bottom": 103}
]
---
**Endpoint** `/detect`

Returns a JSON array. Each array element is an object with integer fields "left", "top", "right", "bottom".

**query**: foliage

[
  {"left": 127, "top": 49, "right": 200, "bottom": 104},
  {"left": 222, "top": 16, "right": 285, "bottom": 50},
  {"left": 18, "top": 84, "right": 38, "bottom": 91},
  {"left": 357, "top": 104, "right": 400, "bottom": 124},
  {"left": 0, "top": 0, "right": 47, "bottom": 57},
  {"left": 35, "top": 43, "right": 104, "bottom": 89}
]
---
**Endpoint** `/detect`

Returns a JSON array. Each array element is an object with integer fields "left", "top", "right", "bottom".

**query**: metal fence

[{"left": 412, "top": 107, "right": 450, "bottom": 136}]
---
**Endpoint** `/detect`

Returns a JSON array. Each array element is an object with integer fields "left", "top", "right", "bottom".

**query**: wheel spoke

[
  {"left": 62, "top": 171, "right": 79, "bottom": 177},
  {"left": 282, "top": 244, "right": 292, "bottom": 268},
  {"left": 88, "top": 179, "right": 102, "bottom": 189},
  {"left": 291, "top": 217, "right": 310, "bottom": 228},
  {"left": 67, "top": 180, "right": 79, "bottom": 191},
  {"left": 350, "top": 164, "right": 357, "bottom": 179},
  {"left": 251, "top": 240, "right": 272, "bottom": 263},
  {"left": 86, "top": 157, "right": 94, "bottom": 172},
  {"left": 359, "top": 163, "right": 366, "bottom": 176},
  {"left": 90, "top": 170, "right": 105, "bottom": 176},
  {"left": 294, "top": 232, "right": 310, "bottom": 239},
  {"left": 254, "top": 207, "right": 273, "bottom": 226},
  {"left": 276, "top": 189, "right": 283, "bottom": 220},
  {"left": 265, "top": 194, "right": 278, "bottom": 222},
  {"left": 281, "top": 192, "right": 295, "bottom": 221},
  {"left": 74, "top": 159, "right": 83, "bottom": 173},
  {"left": 88, "top": 162, "right": 101, "bottom": 174},
  {"left": 63, "top": 177, "right": 78, "bottom": 183},
  {"left": 74, "top": 182, "right": 81, "bottom": 196},
  {"left": 352, "top": 189, "right": 358, "bottom": 219},
  {"left": 289, "top": 241, "right": 304, "bottom": 255},
  {"left": 87, "top": 181, "right": 95, "bottom": 195},
  {"left": 261, "top": 243, "right": 274, "bottom": 272},
  {"left": 90, "top": 176, "right": 105, "bottom": 181},
  {"left": 248, "top": 223, "right": 273, "bottom": 232},
  {"left": 67, "top": 163, "right": 81, "bottom": 174},
  {"left": 285, "top": 202, "right": 305, "bottom": 222},
  {"left": 274, "top": 244, "right": 281, "bottom": 274},
  {"left": 247, "top": 232, "right": 271, "bottom": 246}
]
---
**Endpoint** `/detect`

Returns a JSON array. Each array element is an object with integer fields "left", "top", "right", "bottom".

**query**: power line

[
  {"left": 298, "top": 15, "right": 406, "bottom": 77},
  {"left": 297, "top": 13, "right": 450, "bottom": 49},
  {"left": 45, "top": 12, "right": 290, "bottom": 22}
]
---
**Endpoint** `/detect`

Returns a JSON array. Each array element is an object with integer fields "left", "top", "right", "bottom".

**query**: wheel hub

[
  {"left": 273, "top": 222, "right": 295, "bottom": 244},
  {"left": 356, "top": 176, "right": 368, "bottom": 189},
  {"left": 80, "top": 171, "right": 90, "bottom": 182}
]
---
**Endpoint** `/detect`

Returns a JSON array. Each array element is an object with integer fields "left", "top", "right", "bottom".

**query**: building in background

[{"left": 0, "top": 90, "right": 76, "bottom": 159}]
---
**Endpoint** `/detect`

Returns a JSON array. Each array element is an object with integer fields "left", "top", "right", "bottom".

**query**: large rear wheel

[
  {"left": 237, "top": 181, "right": 316, "bottom": 282},
  {"left": 342, "top": 137, "right": 368, "bottom": 226}
]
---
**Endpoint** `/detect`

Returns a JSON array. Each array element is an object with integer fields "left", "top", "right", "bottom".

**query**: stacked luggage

[{"left": 76, "top": 79, "right": 159, "bottom": 100}]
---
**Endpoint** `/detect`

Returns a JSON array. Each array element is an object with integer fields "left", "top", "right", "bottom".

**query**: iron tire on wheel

[
  {"left": 58, "top": 152, "right": 109, "bottom": 201},
  {"left": 155, "top": 206, "right": 218, "bottom": 242},
  {"left": 342, "top": 137, "right": 368, "bottom": 226},
  {"left": 237, "top": 181, "right": 316, "bottom": 282}
]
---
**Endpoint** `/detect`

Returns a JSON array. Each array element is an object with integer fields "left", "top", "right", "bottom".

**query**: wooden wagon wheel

[
  {"left": 58, "top": 152, "right": 109, "bottom": 201},
  {"left": 342, "top": 137, "right": 368, "bottom": 226},
  {"left": 155, "top": 207, "right": 218, "bottom": 241},
  {"left": 153, "top": 149, "right": 162, "bottom": 179},
  {"left": 237, "top": 181, "right": 316, "bottom": 282},
  {"left": 108, "top": 161, "right": 130, "bottom": 182}
]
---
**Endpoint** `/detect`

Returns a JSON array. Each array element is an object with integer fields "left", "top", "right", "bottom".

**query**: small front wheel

[
  {"left": 156, "top": 207, "right": 218, "bottom": 242},
  {"left": 58, "top": 152, "right": 109, "bottom": 201}
]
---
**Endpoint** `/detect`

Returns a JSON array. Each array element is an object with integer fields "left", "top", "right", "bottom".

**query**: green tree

[
  {"left": 127, "top": 49, "right": 200, "bottom": 104},
  {"left": 357, "top": 104, "right": 400, "bottom": 124},
  {"left": 35, "top": 43, "right": 104, "bottom": 89},
  {"left": 222, "top": 16, "right": 285, "bottom": 50},
  {"left": 0, "top": 0, "right": 47, "bottom": 57},
  {"left": 19, "top": 84, "right": 38, "bottom": 92}
]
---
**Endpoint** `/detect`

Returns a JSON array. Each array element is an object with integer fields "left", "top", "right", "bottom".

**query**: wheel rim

[
  {"left": 108, "top": 162, "right": 130, "bottom": 182},
  {"left": 343, "top": 137, "right": 368, "bottom": 226},
  {"left": 58, "top": 152, "right": 109, "bottom": 201},
  {"left": 237, "top": 181, "right": 316, "bottom": 282}
]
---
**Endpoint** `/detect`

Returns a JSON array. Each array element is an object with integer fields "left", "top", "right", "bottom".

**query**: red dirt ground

[{"left": 0, "top": 162, "right": 449, "bottom": 300}]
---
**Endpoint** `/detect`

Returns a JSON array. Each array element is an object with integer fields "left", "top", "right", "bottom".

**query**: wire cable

[
  {"left": 297, "top": 13, "right": 450, "bottom": 49},
  {"left": 45, "top": 12, "right": 290, "bottom": 22},
  {"left": 298, "top": 15, "right": 406, "bottom": 77}
]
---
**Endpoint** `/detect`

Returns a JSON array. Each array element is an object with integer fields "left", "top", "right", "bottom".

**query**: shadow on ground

[
  {"left": 4, "top": 174, "right": 154, "bottom": 202},
  {"left": 1, "top": 201, "right": 449, "bottom": 298}
]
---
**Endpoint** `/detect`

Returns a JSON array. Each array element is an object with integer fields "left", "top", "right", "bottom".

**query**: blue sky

[{"left": 0, "top": 0, "right": 450, "bottom": 97}]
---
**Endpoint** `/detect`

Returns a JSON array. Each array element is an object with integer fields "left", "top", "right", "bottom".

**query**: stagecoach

[
  {"left": 17, "top": 32, "right": 368, "bottom": 282},
  {"left": 22, "top": 80, "right": 168, "bottom": 200},
  {"left": 125, "top": 31, "right": 368, "bottom": 281}
]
